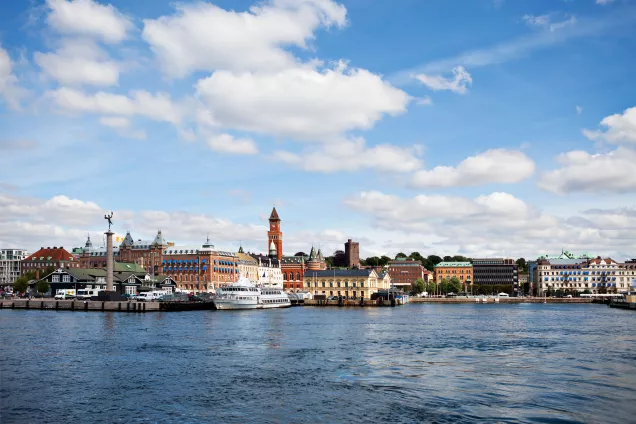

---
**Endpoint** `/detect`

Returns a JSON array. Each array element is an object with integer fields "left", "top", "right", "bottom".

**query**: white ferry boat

[{"left": 214, "top": 274, "right": 291, "bottom": 310}]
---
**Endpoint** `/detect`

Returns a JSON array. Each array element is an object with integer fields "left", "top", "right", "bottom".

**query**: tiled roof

[
  {"left": 281, "top": 255, "right": 306, "bottom": 264},
  {"left": 269, "top": 207, "right": 280, "bottom": 220},
  {"left": 435, "top": 262, "right": 472, "bottom": 267},
  {"left": 303, "top": 269, "right": 375, "bottom": 278},
  {"left": 24, "top": 247, "right": 74, "bottom": 262}
]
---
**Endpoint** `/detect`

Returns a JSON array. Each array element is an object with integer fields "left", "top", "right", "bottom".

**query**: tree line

[{"left": 11, "top": 267, "right": 54, "bottom": 295}]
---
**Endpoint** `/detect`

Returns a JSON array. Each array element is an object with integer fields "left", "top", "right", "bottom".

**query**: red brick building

[
  {"left": 22, "top": 246, "right": 78, "bottom": 274},
  {"left": 267, "top": 207, "right": 283, "bottom": 260},
  {"left": 282, "top": 255, "right": 306, "bottom": 292},
  {"left": 387, "top": 258, "right": 428, "bottom": 290}
]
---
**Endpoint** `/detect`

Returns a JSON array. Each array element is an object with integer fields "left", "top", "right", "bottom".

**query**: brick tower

[{"left": 267, "top": 207, "right": 283, "bottom": 260}]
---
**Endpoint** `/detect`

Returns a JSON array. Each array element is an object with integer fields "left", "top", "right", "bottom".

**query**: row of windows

[
  {"left": 51, "top": 275, "right": 71, "bottom": 283},
  {"left": 283, "top": 272, "right": 302, "bottom": 281},
  {"left": 306, "top": 281, "right": 366, "bottom": 288}
]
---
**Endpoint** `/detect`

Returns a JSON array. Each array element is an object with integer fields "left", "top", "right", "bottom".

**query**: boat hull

[{"left": 213, "top": 299, "right": 291, "bottom": 310}]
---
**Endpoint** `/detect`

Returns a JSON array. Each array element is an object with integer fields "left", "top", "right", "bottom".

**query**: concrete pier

[{"left": 0, "top": 299, "right": 161, "bottom": 312}]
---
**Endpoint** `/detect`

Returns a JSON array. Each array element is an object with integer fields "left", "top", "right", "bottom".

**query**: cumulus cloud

[
  {"left": 99, "top": 116, "right": 146, "bottom": 140},
  {"left": 273, "top": 137, "right": 422, "bottom": 173},
  {"left": 142, "top": 0, "right": 347, "bottom": 77},
  {"left": 48, "top": 87, "right": 183, "bottom": 125},
  {"left": 539, "top": 147, "right": 636, "bottom": 193},
  {"left": 596, "top": 0, "right": 615, "bottom": 5},
  {"left": 0, "top": 191, "right": 267, "bottom": 252},
  {"left": 583, "top": 106, "right": 636, "bottom": 145},
  {"left": 34, "top": 38, "right": 119, "bottom": 86},
  {"left": 0, "top": 44, "right": 24, "bottom": 109},
  {"left": 411, "top": 149, "right": 535, "bottom": 188},
  {"left": 412, "top": 66, "right": 472, "bottom": 94},
  {"left": 46, "top": 0, "right": 133, "bottom": 44},
  {"left": 343, "top": 190, "right": 636, "bottom": 258},
  {"left": 195, "top": 61, "right": 410, "bottom": 141},
  {"left": 207, "top": 134, "right": 259, "bottom": 155}
]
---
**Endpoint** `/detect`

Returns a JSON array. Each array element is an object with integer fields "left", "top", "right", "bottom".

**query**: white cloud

[
  {"left": 99, "top": 116, "right": 146, "bottom": 139},
  {"left": 415, "top": 96, "right": 433, "bottom": 106},
  {"left": 412, "top": 149, "right": 535, "bottom": 188},
  {"left": 99, "top": 116, "right": 130, "bottom": 128},
  {"left": 0, "top": 44, "right": 23, "bottom": 110},
  {"left": 0, "top": 191, "right": 267, "bottom": 252},
  {"left": 522, "top": 13, "right": 577, "bottom": 32},
  {"left": 539, "top": 147, "right": 636, "bottom": 193},
  {"left": 48, "top": 87, "right": 183, "bottom": 125},
  {"left": 583, "top": 106, "right": 636, "bottom": 145},
  {"left": 342, "top": 190, "right": 636, "bottom": 259},
  {"left": 142, "top": 0, "right": 347, "bottom": 77},
  {"left": 273, "top": 137, "right": 422, "bottom": 173},
  {"left": 576, "top": 105, "right": 583, "bottom": 115},
  {"left": 196, "top": 62, "right": 410, "bottom": 141},
  {"left": 46, "top": 0, "right": 133, "bottom": 44},
  {"left": 596, "top": 0, "right": 615, "bottom": 5},
  {"left": 207, "top": 134, "right": 259, "bottom": 155},
  {"left": 34, "top": 38, "right": 119, "bottom": 86},
  {"left": 412, "top": 66, "right": 472, "bottom": 94}
]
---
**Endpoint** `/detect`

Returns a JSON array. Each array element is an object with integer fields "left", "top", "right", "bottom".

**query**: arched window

[
  {"left": 296, "top": 272, "right": 300, "bottom": 281},
  {"left": 283, "top": 272, "right": 287, "bottom": 280}
]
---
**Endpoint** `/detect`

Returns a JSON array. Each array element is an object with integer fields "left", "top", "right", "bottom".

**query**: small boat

[{"left": 213, "top": 273, "right": 291, "bottom": 310}]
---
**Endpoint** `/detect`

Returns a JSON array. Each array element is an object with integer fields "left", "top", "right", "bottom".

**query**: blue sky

[{"left": 1, "top": 0, "right": 635, "bottom": 260}]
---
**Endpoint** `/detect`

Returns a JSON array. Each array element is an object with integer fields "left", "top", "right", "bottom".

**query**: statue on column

[{"left": 104, "top": 211, "right": 114, "bottom": 231}]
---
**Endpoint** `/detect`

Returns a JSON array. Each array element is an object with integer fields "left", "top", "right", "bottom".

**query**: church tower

[{"left": 267, "top": 207, "right": 283, "bottom": 260}]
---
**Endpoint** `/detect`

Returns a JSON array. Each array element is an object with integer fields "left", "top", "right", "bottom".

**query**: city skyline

[{"left": 1, "top": 0, "right": 636, "bottom": 259}]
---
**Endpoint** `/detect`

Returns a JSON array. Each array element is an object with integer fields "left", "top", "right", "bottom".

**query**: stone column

[{"left": 105, "top": 230, "right": 114, "bottom": 292}]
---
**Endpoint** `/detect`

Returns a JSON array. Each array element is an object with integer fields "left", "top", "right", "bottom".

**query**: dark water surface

[{"left": 1, "top": 304, "right": 635, "bottom": 423}]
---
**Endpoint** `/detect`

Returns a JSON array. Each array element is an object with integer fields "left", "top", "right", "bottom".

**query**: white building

[
  {"left": 537, "top": 256, "right": 636, "bottom": 295},
  {"left": 252, "top": 247, "right": 283, "bottom": 289},
  {"left": 0, "top": 249, "right": 29, "bottom": 287}
]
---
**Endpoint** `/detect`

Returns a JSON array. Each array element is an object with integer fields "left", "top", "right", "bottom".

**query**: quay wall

[
  {"left": 409, "top": 297, "right": 593, "bottom": 304},
  {"left": 0, "top": 299, "right": 161, "bottom": 312}
]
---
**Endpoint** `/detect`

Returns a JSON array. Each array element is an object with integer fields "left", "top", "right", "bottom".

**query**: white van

[
  {"left": 497, "top": 292, "right": 509, "bottom": 297},
  {"left": 137, "top": 291, "right": 167, "bottom": 302},
  {"left": 54, "top": 289, "right": 76, "bottom": 300}
]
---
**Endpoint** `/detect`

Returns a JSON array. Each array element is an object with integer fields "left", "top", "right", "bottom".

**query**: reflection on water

[{"left": 1, "top": 304, "right": 636, "bottom": 423}]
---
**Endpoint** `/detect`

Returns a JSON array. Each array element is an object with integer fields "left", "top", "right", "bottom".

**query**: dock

[{"left": 0, "top": 299, "right": 218, "bottom": 312}]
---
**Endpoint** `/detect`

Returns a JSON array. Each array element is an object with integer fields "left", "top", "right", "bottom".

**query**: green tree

[
  {"left": 425, "top": 280, "right": 437, "bottom": 295},
  {"left": 583, "top": 289, "right": 591, "bottom": 294},
  {"left": 395, "top": 252, "right": 407, "bottom": 260},
  {"left": 452, "top": 255, "right": 471, "bottom": 262},
  {"left": 379, "top": 256, "right": 392, "bottom": 266},
  {"left": 409, "top": 252, "right": 423, "bottom": 262},
  {"left": 37, "top": 280, "right": 50, "bottom": 296},
  {"left": 448, "top": 277, "right": 461, "bottom": 294},
  {"left": 410, "top": 278, "right": 426, "bottom": 295},
  {"left": 14, "top": 276, "right": 29, "bottom": 294},
  {"left": 427, "top": 255, "right": 442, "bottom": 266},
  {"left": 516, "top": 258, "right": 527, "bottom": 271}
]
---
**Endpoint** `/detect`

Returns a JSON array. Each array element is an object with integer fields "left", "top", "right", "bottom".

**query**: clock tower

[{"left": 267, "top": 207, "right": 283, "bottom": 260}]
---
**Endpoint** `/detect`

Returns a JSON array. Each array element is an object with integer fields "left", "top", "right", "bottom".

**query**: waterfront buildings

[
  {"left": 387, "top": 258, "right": 428, "bottom": 291},
  {"left": 434, "top": 262, "right": 473, "bottom": 286},
  {"left": 162, "top": 239, "right": 237, "bottom": 292},
  {"left": 22, "top": 246, "right": 78, "bottom": 275},
  {"left": 252, "top": 251, "right": 284, "bottom": 288},
  {"left": 344, "top": 239, "right": 360, "bottom": 268},
  {"left": 472, "top": 258, "right": 518, "bottom": 295},
  {"left": 536, "top": 255, "right": 636, "bottom": 295},
  {"left": 0, "top": 248, "right": 29, "bottom": 287},
  {"left": 281, "top": 255, "right": 306, "bottom": 292},
  {"left": 35, "top": 263, "right": 176, "bottom": 296},
  {"left": 303, "top": 269, "right": 391, "bottom": 298}
]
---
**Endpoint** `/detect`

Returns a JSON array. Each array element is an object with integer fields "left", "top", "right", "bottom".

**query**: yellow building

[
  {"left": 236, "top": 250, "right": 259, "bottom": 283},
  {"left": 304, "top": 269, "right": 391, "bottom": 298}
]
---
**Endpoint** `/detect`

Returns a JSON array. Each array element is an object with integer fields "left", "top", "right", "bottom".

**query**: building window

[
  {"left": 62, "top": 275, "right": 70, "bottom": 283},
  {"left": 52, "top": 275, "right": 59, "bottom": 282},
  {"left": 296, "top": 272, "right": 300, "bottom": 281},
  {"left": 125, "top": 286, "right": 136, "bottom": 295}
]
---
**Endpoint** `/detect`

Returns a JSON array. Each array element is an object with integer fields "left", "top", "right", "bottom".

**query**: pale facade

[
  {"left": 0, "top": 249, "right": 29, "bottom": 287},
  {"left": 537, "top": 257, "right": 636, "bottom": 295},
  {"left": 236, "top": 252, "right": 259, "bottom": 283},
  {"left": 252, "top": 254, "right": 283, "bottom": 289},
  {"left": 303, "top": 269, "right": 390, "bottom": 298}
]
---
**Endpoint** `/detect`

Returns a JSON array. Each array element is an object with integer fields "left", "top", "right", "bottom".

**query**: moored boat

[{"left": 213, "top": 273, "right": 290, "bottom": 310}]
